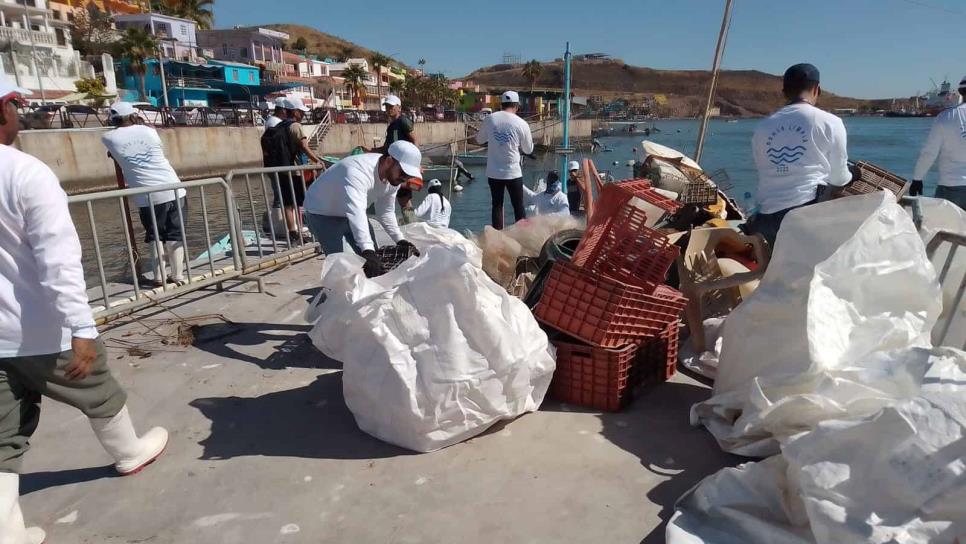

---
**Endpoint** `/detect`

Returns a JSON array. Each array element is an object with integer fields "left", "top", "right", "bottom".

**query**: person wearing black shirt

[{"left": 379, "top": 95, "right": 416, "bottom": 152}]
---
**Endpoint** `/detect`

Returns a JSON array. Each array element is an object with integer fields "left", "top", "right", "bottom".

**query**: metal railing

[
  {"left": 926, "top": 230, "right": 966, "bottom": 350},
  {"left": 68, "top": 177, "right": 251, "bottom": 322},
  {"left": 225, "top": 164, "right": 328, "bottom": 272}
]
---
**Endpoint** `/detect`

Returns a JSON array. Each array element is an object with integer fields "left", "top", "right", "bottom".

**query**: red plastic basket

[
  {"left": 550, "top": 338, "right": 639, "bottom": 411},
  {"left": 610, "top": 178, "right": 684, "bottom": 215},
  {"left": 535, "top": 261, "right": 688, "bottom": 348},
  {"left": 571, "top": 204, "right": 680, "bottom": 291},
  {"left": 635, "top": 320, "right": 680, "bottom": 386}
]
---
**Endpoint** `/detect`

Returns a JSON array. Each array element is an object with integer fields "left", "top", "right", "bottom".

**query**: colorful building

[
  {"left": 114, "top": 12, "right": 200, "bottom": 62},
  {"left": 196, "top": 26, "right": 287, "bottom": 81}
]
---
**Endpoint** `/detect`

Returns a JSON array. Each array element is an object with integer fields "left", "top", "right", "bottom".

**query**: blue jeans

[
  {"left": 935, "top": 185, "right": 966, "bottom": 210},
  {"left": 744, "top": 199, "right": 815, "bottom": 247},
  {"left": 305, "top": 213, "right": 376, "bottom": 256}
]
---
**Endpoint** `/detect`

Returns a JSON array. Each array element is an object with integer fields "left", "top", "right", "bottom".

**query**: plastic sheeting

[
  {"left": 307, "top": 240, "right": 555, "bottom": 453},
  {"left": 692, "top": 192, "right": 942, "bottom": 457},
  {"left": 912, "top": 197, "right": 966, "bottom": 348},
  {"left": 475, "top": 214, "right": 584, "bottom": 287},
  {"left": 668, "top": 347, "right": 966, "bottom": 544}
]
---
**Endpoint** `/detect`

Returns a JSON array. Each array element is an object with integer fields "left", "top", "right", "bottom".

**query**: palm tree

[
  {"left": 389, "top": 78, "right": 404, "bottom": 96},
  {"left": 336, "top": 45, "right": 354, "bottom": 63},
  {"left": 341, "top": 63, "right": 369, "bottom": 107},
  {"left": 159, "top": 0, "right": 214, "bottom": 30},
  {"left": 119, "top": 27, "right": 158, "bottom": 101},
  {"left": 522, "top": 59, "right": 542, "bottom": 90},
  {"left": 417, "top": 58, "right": 426, "bottom": 72},
  {"left": 369, "top": 52, "right": 391, "bottom": 98}
]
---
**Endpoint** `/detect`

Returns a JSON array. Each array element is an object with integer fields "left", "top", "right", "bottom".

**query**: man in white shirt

[
  {"left": 912, "top": 75, "right": 966, "bottom": 210},
  {"left": 747, "top": 63, "right": 855, "bottom": 246},
  {"left": 414, "top": 179, "right": 452, "bottom": 228},
  {"left": 0, "top": 77, "right": 167, "bottom": 544},
  {"left": 101, "top": 102, "right": 187, "bottom": 286},
  {"left": 303, "top": 141, "right": 423, "bottom": 277},
  {"left": 524, "top": 171, "right": 571, "bottom": 216},
  {"left": 475, "top": 90, "right": 534, "bottom": 229},
  {"left": 264, "top": 96, "right": 287, "bottom": 128}
]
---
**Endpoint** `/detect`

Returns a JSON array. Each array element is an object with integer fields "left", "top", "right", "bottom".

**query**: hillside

[
  {"left": 465, "top": 59, "right": 887, "bottom": 116},
  {"left": 265, "top": 24, "right": 402, "bottom": 67}
]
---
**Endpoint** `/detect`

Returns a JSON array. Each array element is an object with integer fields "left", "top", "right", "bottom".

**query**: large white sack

[
  {"left": 307, "top": 244, "right": 555, "bottom": 452},
  {"left": 398, "top": 222, "right": 483, "bottom": 268},
  {"left": 692, "top": 192, "right": 942, "bottom": 456},
  {"left": 912, "top": 197, "right": 966, "bottom": 348},
  {"left": 668, "top": 347, "right": 966, "bottom": 544}
]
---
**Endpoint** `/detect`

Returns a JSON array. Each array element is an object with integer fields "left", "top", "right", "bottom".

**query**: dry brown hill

[
  {"left": 465, "top": 59, "right": 887, "bottom": 116},
  {"left": 265, "top": 24, "right": 403, "bottom": 67}
]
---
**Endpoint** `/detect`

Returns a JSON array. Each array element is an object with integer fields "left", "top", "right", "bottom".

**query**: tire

[{"left": 538, "top": 228, "right": 585, "bottom": 266}]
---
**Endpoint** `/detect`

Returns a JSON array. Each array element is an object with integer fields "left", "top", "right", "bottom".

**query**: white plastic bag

[
  {"left": 668, "top": 348, "right": 966, "bottom": 544},
  {"left": 692, "top": 192, "right": 942, "bottom": 456},
  {"left": 308, "top": 244, "right": 555, "bottom": 452}
]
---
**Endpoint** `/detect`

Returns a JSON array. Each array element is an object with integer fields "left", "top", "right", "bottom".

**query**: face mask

[{"left": 546, "top": 181, "right": 562, "bottom": 194}]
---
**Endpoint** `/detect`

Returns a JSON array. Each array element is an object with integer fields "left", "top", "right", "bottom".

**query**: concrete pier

[{"left": 20, "top": 255, "right": 737, "bottom": 544}]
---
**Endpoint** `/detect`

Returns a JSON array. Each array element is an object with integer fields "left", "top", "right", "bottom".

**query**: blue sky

[{"left": 215, "top": 0, "right": 966, "bottom": 99}]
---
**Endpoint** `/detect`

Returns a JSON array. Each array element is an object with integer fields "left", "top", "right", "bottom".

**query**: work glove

[
  {"left": 848, "top": 163, "right": 862, "bottom": 182},
  {"left": 910, "top": 179, "right": 924, "bottom": 197},
  {"left": 396, "top": 239, "right": 420, "bottom": 257},
  {"left": 361, "top": 250, "right": 385, "bottom": 278}
]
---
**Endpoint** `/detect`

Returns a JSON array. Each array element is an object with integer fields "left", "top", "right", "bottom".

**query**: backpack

[{"left": 261, "top": 119, "right": 295, "bottom": 168}]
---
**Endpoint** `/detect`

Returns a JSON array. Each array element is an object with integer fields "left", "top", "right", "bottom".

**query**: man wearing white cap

[
  {"left": 912, "top": 75, "right": 966, "bottom": 210},
  {"left": 276, "top": 96, "right": 321, "bottom": 242},
  {"left": 567, "top": 160, "right": 583, "bottom": 216},
  {"left": 102, "top": 101, "right": 188, "bottom": 286},
  {"left": 0, "top": 76, "right": 168, "bottom": 544},
  {"left": 265, "top": 96, "right": 287, "bottom": 128},
  {"left": 379, "top": 94, "right": 416, "bottom": 152},
  {"left": 475, "top": 90, "right": 534, "bottom": 229},
  {"left": 304, "top": 140, "right": 424, "bottom": 277}
]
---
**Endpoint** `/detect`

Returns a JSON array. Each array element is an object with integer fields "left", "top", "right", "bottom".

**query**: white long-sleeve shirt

[
  {"left": 101, "top": 125, "right": 185, "bottom": 208},
  {"left": 913, "top": 103, "right": 966, "bottom": 187},
  {"left": 303, "top": 153, "right": 402, "bottom": 251},
  {"left": 752, "top": 103, "right": 852, "bottom": 214},
  {"left": 475, "top": 110, "right": 534, "bottom": 180},
  {"left": 0, "top": 145, "right": 97, "bottom": 357},
  {"left": 523, "top": 186, "right": 571, "bottom": 216},
  {"left": 414, "top": 193, "right": 451, "bottom": 228}
]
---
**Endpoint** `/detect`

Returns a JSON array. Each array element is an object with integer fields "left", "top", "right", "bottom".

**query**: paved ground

[{"left": 20, "top": 255, "right": 739, "bottom": 544}]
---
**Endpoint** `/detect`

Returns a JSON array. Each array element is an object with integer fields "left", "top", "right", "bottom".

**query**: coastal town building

[
  {"left": 197, "top": 26, "right": 288, "bottom": 81},
  {"left": 114, "top": 12, "right": 200, "bottom": 62}
]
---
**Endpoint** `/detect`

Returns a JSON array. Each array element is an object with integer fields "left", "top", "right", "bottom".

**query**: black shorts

[
  {"left": 271, "top": 174, "right": 307, "bottom": 207},
  {"left": 139, "top": 198, "right": 186, "bottom": 243}
]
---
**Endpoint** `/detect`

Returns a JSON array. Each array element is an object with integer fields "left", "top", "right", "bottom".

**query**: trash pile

[
  {"left": 669, "top": 192, "right": 966, "bottom": 544},
  {"left": 529, "top": 179, "right": 689, "bottom": 411},
  {"left": 306, "top": 223, "right": 554, "bottom": 452}
]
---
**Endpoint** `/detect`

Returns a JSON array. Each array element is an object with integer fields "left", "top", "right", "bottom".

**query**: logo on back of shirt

[
  {"left": 119, "top": 139, "right": 157, "bottom": 167},
  {"left": 765, "top": 125, "right": 809, "bottom": 174},
  {"left": 492, "top": 129, "right": 513, "bottom": 144}
]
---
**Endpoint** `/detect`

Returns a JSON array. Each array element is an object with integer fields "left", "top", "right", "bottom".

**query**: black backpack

[{"left": 261, "top": 119, "right": 295, "bottom": 168}]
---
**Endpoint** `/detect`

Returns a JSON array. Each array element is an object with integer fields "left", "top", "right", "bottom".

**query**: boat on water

[{"left": 923, "top": 79, "right": 963, "bottom": 116}]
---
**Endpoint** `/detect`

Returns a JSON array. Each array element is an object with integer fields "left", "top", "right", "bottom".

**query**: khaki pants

[{"left": 0, "top": 339, "right": 127, "bottom": 473}]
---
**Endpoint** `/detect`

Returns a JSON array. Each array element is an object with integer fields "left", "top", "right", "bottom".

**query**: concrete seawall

[{"left": 14, "top": 119, "right": 593, "bottom": 193}]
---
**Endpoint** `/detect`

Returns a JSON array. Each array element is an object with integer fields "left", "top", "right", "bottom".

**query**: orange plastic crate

[
  {"left": 635, "top": 320, "right": 680, "bottom": 386},
  {"left": 535, "top": 261, "right": 687, "bottom": 348},
  {"left": 550, "top": 338, "right": 639, "bottom": 411},
  {"left": 571, "top": 203, "right": 680, "bottom": 291}
]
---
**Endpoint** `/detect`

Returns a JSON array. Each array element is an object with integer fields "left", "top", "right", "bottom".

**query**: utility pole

[
  {"left": 694, "top": 0, "right": 734, "bottom": 163},
  {"left": 157, "top": 41, "right": 170, "bottom": 109},
  {"left": 21, "top": 6, "right": 46, "bottom": 103},
  {"left": 559, "top": 42, "right": 572, "bottom": 192}
]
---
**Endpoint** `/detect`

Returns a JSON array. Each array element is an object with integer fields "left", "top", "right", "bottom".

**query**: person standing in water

[
  {"left": 566, "top": 160, "right": 583, "bottom": 216},
  {"left": 475, "top": 90, "right": 534, "bottom": 229},
  {"left": 911, "top": 75, "right": 966, "bottom": 210},
  {"left": 414, "top": 179, "right": 452, "bottom": 228}
]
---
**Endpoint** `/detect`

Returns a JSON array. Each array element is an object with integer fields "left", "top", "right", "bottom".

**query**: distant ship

[{"left": 922, "top": 79, "right": 963, "bottom": 116}]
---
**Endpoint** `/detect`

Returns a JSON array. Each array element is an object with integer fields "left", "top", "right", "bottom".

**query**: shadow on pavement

[
  {"left": 20, "top": 465, "right": 117, "bottom": 496},
  {"left": 190, "top": 372, "right": 411, "bottom": 461},
  {"left": 191, "top": 322, "right": 338, "bottom": 370},
  {"left": 597, "top": 380, "right": 742, "bottom": 544}
]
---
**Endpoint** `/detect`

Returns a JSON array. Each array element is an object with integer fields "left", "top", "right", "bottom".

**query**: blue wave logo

[
  {"left": 492, "top": 130, "right": 513, "bottom": 144},
  {"left": 766, "top": 145, "right": 807, "bottom": 165}
]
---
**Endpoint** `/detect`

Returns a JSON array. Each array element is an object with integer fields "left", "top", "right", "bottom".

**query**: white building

[
  {"left": 197, "top": 26, "right": 288, "bottom": 81},
  {"left": 0, "top": 0, "right": 94, "bottom": 99},
  {"left": 114, "top": 12, "right": 199, "bottom": 62}
]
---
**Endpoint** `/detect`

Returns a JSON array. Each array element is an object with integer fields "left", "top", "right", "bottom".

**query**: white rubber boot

[
  {"left": 148, "top": 241, "right": 167, "bottom": 286},
  {"left": 0, "top": 473, "right": 45, "bottom": 544},
  {"left": 164, "top": 241, "right": 185, "bottom": 283},
  {"left": 89, "top": 406, "right": 168, "bottom": 476}
]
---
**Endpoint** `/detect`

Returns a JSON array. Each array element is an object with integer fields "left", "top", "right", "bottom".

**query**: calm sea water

[{"left": 438, "top": 116, "right": 938, "bottom": 233}]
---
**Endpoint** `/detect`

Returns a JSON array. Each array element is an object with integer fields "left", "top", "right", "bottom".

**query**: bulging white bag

[
  {"left": 307, "top": 243, "right": 555, "bottom": 452},
  {"left": 692, "top": 192, "right": 942, "bottom": 456}
]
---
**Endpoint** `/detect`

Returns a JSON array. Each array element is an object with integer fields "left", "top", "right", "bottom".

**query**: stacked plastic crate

[{"left": 535, "top": 179, "right": 686, "bottom": 411}]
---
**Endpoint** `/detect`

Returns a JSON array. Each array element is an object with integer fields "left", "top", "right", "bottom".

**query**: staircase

[{"left": 307, "top": 111, "right": 333, "bottom": 154}]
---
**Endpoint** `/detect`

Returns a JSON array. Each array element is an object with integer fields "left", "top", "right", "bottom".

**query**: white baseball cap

[
  {"left": 501, "top": 90, "right": 520, "bottom": 104},
  {"left": 569, "top": 160, "right": 580, "bottom": 171},
  {"left": 427, "top": 178, "right": 442, "bottom": 188},
  {"left": 387, "top": 140, "right": 424, "bottom": 186},
  {"left": 109, "top": 101, "right": 137, "bottom": 119},
  {"left": 273, "top": 96, "right": 286, "bottom": 108},
  {"left": 283, "top": 96, "right": 310, "bottom": 112},
  {"left": 959, "top": 75, "right": 966, "bottom": 90},
  {"left": 382, "top": 95, "right": 401, "bottom": 107},
  {"left": 0, "top": 74, "right": 30, "bottom": 100}
]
